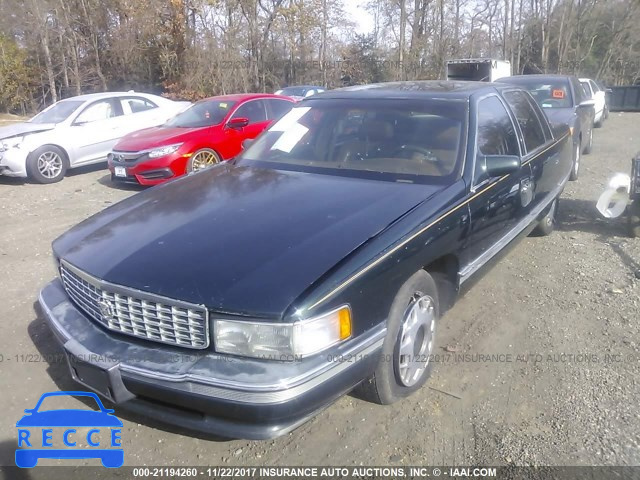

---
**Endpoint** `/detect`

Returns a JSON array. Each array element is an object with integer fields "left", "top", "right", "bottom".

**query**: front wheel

[
  {"left": 26, "top": 145, "right": 68, "bottom": 184},
  {"left": 357, "top": 270, "right": 439, "bottom": 404},
  {"left": 186, "top": 148, "right": 221, "bottom": 173}
]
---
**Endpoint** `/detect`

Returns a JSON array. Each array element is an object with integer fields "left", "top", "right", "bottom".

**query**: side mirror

[
  {"left": 227, "top": 117, "right": 249, "bottom": 129},
  {"left": 483, "top": 155, "right": 521, "bottom": 177},
  {"left": 579, "top": 99, "right": 596, "bottom": 107},
  {"left": 242, "top": 138, "right": 254, "bottom": 150}
]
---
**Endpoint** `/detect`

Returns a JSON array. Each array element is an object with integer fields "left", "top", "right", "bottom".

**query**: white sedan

[
  {"left": 579, "top": 78, "right": 608, "bottom": 127},
  {"left": 0, "top": 92, "right": 189, "bottom": 183}
]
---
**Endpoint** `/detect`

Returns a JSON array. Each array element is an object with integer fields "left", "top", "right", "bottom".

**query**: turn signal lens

[{"left": 338, "top": 307, "right": 352, "bottom": 340}]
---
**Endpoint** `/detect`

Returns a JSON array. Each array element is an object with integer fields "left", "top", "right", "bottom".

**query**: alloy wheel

[
  {"left": 396, "top": 293, "right": 436, "bottom": 387},
  {"left": 37, "top": 151, "right": 63, "bottom": 179},
  {"left": 190, "top": 150, "right": 219, "bottom": 172}
]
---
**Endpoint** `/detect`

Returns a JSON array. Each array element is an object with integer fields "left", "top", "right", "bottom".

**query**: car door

[
  {"left": 459, "top": 94, "right": 533, "bottom": 281},
  {"left": 570, "top": 77, "right": 594, "bottom": 145},
  {"left": 502, "top": 89, "right": 559, "bottom": 201},
  {"left": 588, "top": 80, "right": 605, "bottom": 118},
  {"left": 221, "top": 99, "right": 270, "bottom": 159},
  {"left": 69, "top": 98, "right": 124, "bottom": 165}
]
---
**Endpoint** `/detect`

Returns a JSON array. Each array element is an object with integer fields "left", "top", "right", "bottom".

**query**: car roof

[
  {"left": 197, "top": 93, "right": 292, "bottom": 103},
  {"left": 497, "top": 74, "right": 576, "bottom": 84},
  {"left": 312, "top": 80, "right": 507, "bottom": 100},
  {"left": 58, "top": 92, "right": 161, "bottom": 103}
]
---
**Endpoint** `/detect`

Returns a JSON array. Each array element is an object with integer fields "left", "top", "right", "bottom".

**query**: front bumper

[
  {"left": 108, "top": 153, "right": 188, "bottom": 186},
  {"left": 39, "top": 279, "right": 384, "bottom": 439},
  {"left": 0, "top": 148, "right": 28, "bottom": 177}
]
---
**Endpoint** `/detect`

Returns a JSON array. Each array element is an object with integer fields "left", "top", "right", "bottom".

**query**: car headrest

[{"left": 361, "top": 120, "right": 394, "bottom": 140}]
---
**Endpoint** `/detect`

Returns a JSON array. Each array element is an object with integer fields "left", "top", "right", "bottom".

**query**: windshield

[
  {"left": 30, "top": 100, "right": 84, "bottom": 124},
  {"left": 512, "top": 80, "right": 573, "bottom": 109},
  {"left": 237, "top": 99, "right": 466, "bottom": 183},
  {"left": 165, "top": 99, "right": 235, "bottom": 128}
]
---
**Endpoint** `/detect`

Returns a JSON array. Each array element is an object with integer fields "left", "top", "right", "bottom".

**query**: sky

[{"left": 343, "top": 1, "right": 375, "bottom": 34}]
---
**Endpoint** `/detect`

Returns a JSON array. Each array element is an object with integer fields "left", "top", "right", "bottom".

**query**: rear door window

[
  {"left": 265, "top": 99, "right": 294, "bottom": 121},
  {"left": 503, "top": 91, "right": 547, "bottom": 153},
  {"left": 120, "top": 97, "right": 158, "bottom": 115}
]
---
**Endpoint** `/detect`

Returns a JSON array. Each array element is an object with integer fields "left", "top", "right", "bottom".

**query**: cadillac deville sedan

[{"left": 39, "top": 81, "right": 572, "bottom": 439}]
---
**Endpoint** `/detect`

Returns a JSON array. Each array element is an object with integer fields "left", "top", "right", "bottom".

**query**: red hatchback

[{"left": 108, "top": 94, "right": 294, "bottom": 185}]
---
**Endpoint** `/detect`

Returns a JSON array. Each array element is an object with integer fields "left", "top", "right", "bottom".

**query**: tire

[
  {"left": 532, "top": 197, "right": 558, "bottom": 237},
  {"left": 26, "top": 145, "right": 68, "bottom": 184},
  {"left": 357, "top": 270, "right": 439, "bottom": 405},
  {"left": 583, "top": 128, "right": 593, "bottom": 154},
  {"left": 186, "top": 148, "right": 221, "bottom": 173},
  {"left": 569, "top": 140, "right": 581, "bottom": 181},
  {"left": 628, "top": 203, "right": 640, "bottom": 238}
]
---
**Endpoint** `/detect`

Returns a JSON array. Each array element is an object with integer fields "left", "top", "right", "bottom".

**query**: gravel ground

[{"left": 0, "top": 113, "right": 639, "bottom": 471}]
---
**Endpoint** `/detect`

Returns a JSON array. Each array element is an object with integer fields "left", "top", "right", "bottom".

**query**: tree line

[{"left": 0, "top": 0, "right": 639, "bottom": 115}]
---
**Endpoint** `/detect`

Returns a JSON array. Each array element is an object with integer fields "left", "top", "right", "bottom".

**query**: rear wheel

[
  {"left": 569, "top": 140, "right": 581, "bottom": 181},
  {"left": 628, "top": 202, "right": 640, "bottom": 238},
  {"left": 583, "top": 128, "right": 593, "bottom": 154},
  {"left": 26, "top": 145, "right": 68, "bottom": 184},
  {"left": 357, "top": 270, "right": 438, "bottom": 404},
  {"left": 532, "top": 197, "right": 558, "bottom": 237},
  {"left": 595, "top": 112, "right": 604, "bottom": 128},
  {"left": 187, "top": 148, "right": 221, "bottom": 173}
]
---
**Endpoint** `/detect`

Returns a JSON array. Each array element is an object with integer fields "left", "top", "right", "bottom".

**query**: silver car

[{"left": 0, "top": 92, "right": 189, "bottom": 183}]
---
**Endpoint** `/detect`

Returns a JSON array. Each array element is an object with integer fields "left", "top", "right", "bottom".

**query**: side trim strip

[{"left": 307, "top": 132, "right": 570, "bottom": 311}]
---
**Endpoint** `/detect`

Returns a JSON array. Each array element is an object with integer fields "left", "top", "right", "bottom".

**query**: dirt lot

[{"left": 1, "top": 113, "right": 639, "bottom": 471}]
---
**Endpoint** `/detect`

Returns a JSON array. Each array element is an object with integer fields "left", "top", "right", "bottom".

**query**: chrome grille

[
  {"left": 59, "top": 261, "right": 209, "bottom": 349},
  {"left": 111, "top": 151, "right": 144, "bottom": 163}
]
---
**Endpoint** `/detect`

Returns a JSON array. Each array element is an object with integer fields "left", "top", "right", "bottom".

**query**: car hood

[
  {"left": 53, "top": 165, "right": 443, "bottom": 318},
  {"left": 0, "top": 122, "right": 55, "bottom": 140},
  {"left": 16, "top": 410, "right": 122, "bottom": 427},
  {"left": 114, "top": 125, "right": 208, "bottom": 152}
]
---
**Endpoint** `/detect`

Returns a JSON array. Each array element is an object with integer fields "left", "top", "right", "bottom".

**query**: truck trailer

[{"left": 446, "top": 58, "right": 511, "bottom": 82}]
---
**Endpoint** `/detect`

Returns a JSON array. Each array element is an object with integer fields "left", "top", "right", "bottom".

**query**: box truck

[{"left": 446, "top": 58, "right": 512, "bottom": 82}]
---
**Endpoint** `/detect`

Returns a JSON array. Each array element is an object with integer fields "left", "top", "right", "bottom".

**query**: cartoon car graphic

[{"left": 15, "top": 391, "right": 123, "bottom": 468}]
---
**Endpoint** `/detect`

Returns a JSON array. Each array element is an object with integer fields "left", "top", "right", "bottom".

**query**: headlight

[
  {"left": 0, "top": 136, "right": 24, "bottom": 152},
  {"left": 147, "top": 143, "right": 182, "bottom": 158},
  {"left": 214, "top": 306, "right": 352, "bottom": 360}
]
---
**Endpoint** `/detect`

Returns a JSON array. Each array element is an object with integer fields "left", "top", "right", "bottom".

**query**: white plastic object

[{"left": 596, "top": 173, "right": 631, "bottom": 218}]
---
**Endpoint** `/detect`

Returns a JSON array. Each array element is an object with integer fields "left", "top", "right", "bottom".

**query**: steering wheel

[{"left": 393, "top": 145, "right": 447, "bottom": 174}]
